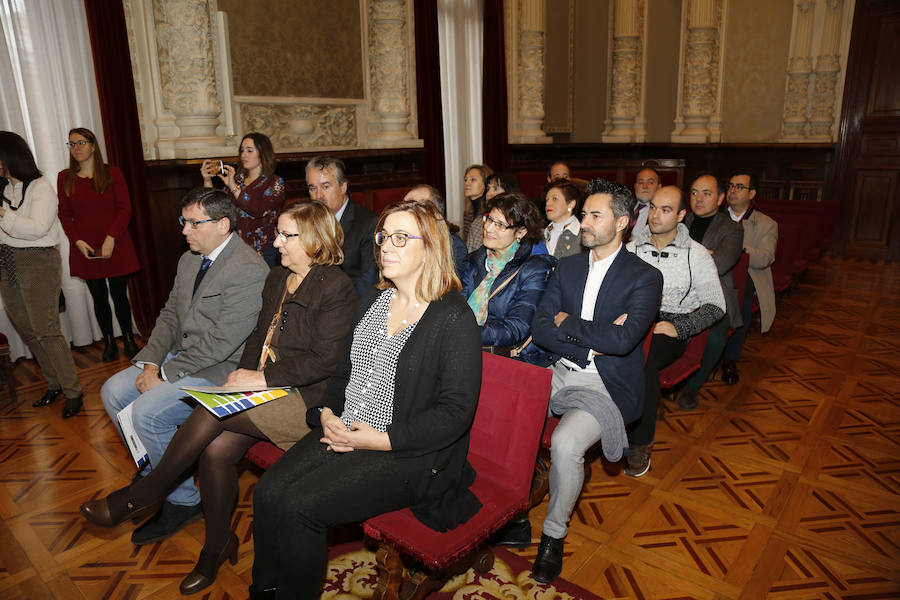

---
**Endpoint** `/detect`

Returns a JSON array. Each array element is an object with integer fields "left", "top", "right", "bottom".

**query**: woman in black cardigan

[{"left": 250, "top": 200, "right": 483, "bottom": 599}]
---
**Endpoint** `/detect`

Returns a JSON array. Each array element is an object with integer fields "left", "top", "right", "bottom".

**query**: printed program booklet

[
  {"left": 117, "top": 402, "right": 150, "bottom": 469},
  {"left": 180, "top": 385, "right": 291, "bottom": 418}
]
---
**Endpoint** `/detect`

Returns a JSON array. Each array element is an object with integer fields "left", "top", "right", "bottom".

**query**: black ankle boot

[
  {"left": 62, "top": 394, "right": 83, "bottom": 420},
  {"left": 101, "top": 334, "right": 118, "bottom": 362},
  {"left": 122, "top": 332, "right": 139, "bottom": 359}
]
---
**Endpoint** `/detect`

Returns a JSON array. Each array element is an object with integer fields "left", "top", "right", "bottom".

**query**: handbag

[{"left": 479, "top": 264, "right": 533, "bottom": 358}]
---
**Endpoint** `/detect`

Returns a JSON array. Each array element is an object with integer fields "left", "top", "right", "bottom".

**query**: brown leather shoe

[
  {"left": 180, "top": 533, "right": 239, "bottom": 595},
  {"left": 79, "top": 487, "right": 162, "bottom": 528}
]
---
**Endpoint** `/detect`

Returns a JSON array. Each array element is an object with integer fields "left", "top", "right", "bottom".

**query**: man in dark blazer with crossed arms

[
  {"left": 305, "top": 155, "right": 377, "bottom": 294},
  {"left": 528, "top": 179, "right": 663, "bottom": 583}
]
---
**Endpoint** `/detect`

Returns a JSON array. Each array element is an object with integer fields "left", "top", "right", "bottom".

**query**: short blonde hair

[
  {"left": 281, "top": 200, "right": 344, "bottom": 266},
  {"left": 375, "top": 199, "right": 460, "bottom": 301}
]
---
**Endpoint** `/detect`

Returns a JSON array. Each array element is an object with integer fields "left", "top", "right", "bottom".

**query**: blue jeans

[{"left": 101, "top": 356, "right": 213, "bottom": 506}]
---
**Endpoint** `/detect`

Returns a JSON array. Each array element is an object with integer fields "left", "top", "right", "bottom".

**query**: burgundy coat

[{"left": 57, "top": 166, "right": 140, "bottom": 280}]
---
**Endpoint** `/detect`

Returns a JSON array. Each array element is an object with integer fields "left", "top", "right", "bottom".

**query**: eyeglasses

[
  {"left": 276, "top": 230, "right": 300, "bottom": 243},
  {"left": 66, "top": 140, "right": 91, "bottom": 148},
  {"left": 482, "top": 214, "right": 517, "bottom": 231},
  {"left": 375, "top": 231, "right": 424, "bottom": 248},
  {"left": 728, "top": 183, "right": 753, "bottom": 191},
  {"left": 179, "top": 216, "right": 220, "bottom": 229}
]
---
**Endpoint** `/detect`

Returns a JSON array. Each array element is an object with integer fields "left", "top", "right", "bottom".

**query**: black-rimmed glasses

[{"left": 375, "top": 231, "right": 424, "bottom": 248}]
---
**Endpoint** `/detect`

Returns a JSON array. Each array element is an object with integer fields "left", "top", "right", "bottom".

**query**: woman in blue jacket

[{"left": 462, "top": 192, "right": 556, "bottom": 365}]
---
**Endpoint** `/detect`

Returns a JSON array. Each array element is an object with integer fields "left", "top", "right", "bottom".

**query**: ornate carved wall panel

[
  {"left": 506, "top": 0, "right": 552, "bottom": 143},
  {"left": 671, "top": 0, "right": 727, "bottom": 143},
  {"left": 602, "top": 0, "right": 647, "bottom": 142},
  {"left": 238, "top": 99, "right": 361, "bottom": 151}
]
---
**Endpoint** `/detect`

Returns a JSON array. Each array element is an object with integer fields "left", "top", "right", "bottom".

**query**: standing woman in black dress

[{"left": 0, "top": 131, "right": 84, "bottom": 418}]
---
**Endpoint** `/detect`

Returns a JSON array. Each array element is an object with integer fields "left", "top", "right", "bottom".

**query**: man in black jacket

[{"left": 306, "top": 156, "right": 377, "bottom": 291}]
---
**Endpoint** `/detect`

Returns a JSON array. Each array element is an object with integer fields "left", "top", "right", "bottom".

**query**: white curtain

[
  {"left": 437, "top": 0, "right": 484, "bottom": 227},
  {"left": 0, "top": 0, "right": 120, "bottom": 360}
]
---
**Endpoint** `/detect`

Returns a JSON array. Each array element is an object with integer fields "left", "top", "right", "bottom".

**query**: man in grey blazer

[
  {"left": 678, "top": 174, "right": 744, "bottom": 409},
  {"left": 101, "top": 188, "right": 268, "bottom": 544}
]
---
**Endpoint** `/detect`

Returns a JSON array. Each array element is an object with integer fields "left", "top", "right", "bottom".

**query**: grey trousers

[
  {"left": 542, "top": 362, "right": 608, "bottom": 539},
  {"left": 0, "top": 247, "right": 81, "bottom": 397}
]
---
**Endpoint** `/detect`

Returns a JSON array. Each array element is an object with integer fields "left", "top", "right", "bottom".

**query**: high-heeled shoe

[
  {"left": 62, "top": 395, "right": 83, "bottom": 420},
  {"left": 79, "top": 486, "right": 163, "bottom": 528},
  {"left": 179, "top": 533, "right": 239, "bottom": 595},
  {"left": 32, "top": 388, "right": 61, "bottom": 407},
  {"left": 122, "top": 332, "right": 140, "bottom": 359}
]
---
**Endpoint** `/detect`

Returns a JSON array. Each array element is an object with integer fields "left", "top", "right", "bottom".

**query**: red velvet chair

[
  {"left": 0, "top": 333, "right": 15, "bottom": 405},
  {"left": 372, "top": 187, "right": 410, "bottom": 216},
  {"left": 363, "top": 352, "right": 552, "bottom": 599}
]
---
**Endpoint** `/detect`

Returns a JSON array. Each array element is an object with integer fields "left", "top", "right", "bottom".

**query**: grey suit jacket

[
  {"left": 134, "top": 234, "right": 269, "bottom": 384},
  {"left": 684, "top": 211, "right": 744, "bottom": 328}
]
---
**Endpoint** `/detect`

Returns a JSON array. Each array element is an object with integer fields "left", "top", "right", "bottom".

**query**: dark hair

[
  {"left": 306, "top": 155, "right": 348, "bottom": 186},
  {"left": 543, "top": 181, "right": 583, "bottom": 215},
  {"left": 0, "top": 131, "right": 42, "bottom": 184},
  {"left": 486, "top": 192, "right": 544, "bottom": 243},
  {"left": 692, "top": 170, "right": 724, "bottom": 197},
  {"left": 64, "top": 127, "right": 111, "bottom": 196},
  {"left": 486, "top": 172, "right": 521, "bottom": 194},
  {"left": 180, "top": 187, "right": 238, "bottom": 232},
  {"left": 585, "top": 178, "right": 637, "bottom": 226},
  {"left": 547, "top": 161, "right": 570, "bottom": 179},
  {"left": 238, "top": 132, "right": 276, "bottom": 178},
  {"left": 729, "top": 171, "right": 758, "bottom": 191}
]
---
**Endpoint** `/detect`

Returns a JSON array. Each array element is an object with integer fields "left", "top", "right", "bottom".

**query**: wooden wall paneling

[{"left": 832, "top": 0, "right": 900, "bottom": 260}]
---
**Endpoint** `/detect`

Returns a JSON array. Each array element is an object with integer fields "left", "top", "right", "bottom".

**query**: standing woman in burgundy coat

[{"left": 57, "top": 127, "right": 141, "bottom": 362}]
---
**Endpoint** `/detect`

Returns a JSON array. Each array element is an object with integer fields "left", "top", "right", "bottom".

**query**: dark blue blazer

[{"left": 532, "top": 248, "right": 663, "bottom": 423}]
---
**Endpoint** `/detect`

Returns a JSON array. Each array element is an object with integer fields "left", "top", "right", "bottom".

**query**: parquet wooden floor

[{"left": 1, "top": 256, "right": 898, "bottom": 599}]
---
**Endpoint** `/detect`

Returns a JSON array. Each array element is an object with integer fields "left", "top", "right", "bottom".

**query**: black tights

[
  {"left": 128, "top": 407, "right": 266, "bottom": 551},
  {"left": 85, "top": 276, "right": 133, "bottom": 336}
]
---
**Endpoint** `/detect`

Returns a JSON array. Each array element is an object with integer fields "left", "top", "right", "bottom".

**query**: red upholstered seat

[
  {"left": 658, "top": 329, "right": 709, "bottom": 388},
  {"left": 363, "top": 352, "right": 552, "bottom": 587},
  {"left": 371, "top": 187, "right": 409, "bottom": 216},
  {"left": 245, "top": 440, "right": 284, "bottom": 471}
]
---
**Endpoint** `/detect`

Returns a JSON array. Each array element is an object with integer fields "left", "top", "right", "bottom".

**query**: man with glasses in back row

[{"left": 100, "top": 188, "right": 268, "bottom": 546}]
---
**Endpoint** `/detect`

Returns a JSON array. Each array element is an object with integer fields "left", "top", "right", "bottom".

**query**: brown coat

[{"left": 239, "top": 264, "right": 356, "bottom": 449}]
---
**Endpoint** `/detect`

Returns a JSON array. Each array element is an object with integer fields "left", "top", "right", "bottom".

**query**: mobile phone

[
  {"left": 87, "top": 250, "right": 96, "bottom": 257},
  {"left": 218, "top": 160, "right": 226, "bottom": 176}
]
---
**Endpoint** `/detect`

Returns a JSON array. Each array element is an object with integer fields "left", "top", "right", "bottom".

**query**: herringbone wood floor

[{"left": 1, "top": 256, "right": 898, "bottom": 599}]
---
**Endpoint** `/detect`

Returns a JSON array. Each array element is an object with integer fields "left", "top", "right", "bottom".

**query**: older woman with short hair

[
  {"left": 80, "top": 200, "right": 357, "bottom": 595},
  {"left": 543, "top": 181, "right": 583, "bottom": 259},
  {"left": 462, "top": 192, "right": 556, "bottom": 365}
]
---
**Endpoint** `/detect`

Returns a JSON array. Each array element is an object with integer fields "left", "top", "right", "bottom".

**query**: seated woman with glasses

[
  {"left": 461, "top": 192, "right": 557, "bottom": 365},
  {"left": 249, "top": 199, "right": 483, "bottom": 599},
  {"left": 80, "top": 200, "right": 357, "bottom": 595}
]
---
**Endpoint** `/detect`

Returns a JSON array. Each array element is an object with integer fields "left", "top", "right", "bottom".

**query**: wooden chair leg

[{"left": 372, "top": 542, "right": 404, "bottom": 600}]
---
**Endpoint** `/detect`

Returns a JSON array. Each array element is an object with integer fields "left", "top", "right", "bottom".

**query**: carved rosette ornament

[
  {"left": 780, "top": 0, "right": 816, "bottom": 139},
  {"left": 151, "top": 0, "right": 224, "bottom": 148},
  {"left": 603, "top": 0, "right": 646, "bottom": 142},
  {"left": 809, "top": 0, "right": 843, "bottom": 139},
  {"left": 367, "top": 0, "right": 415, "bottom": 144},
  {"left": 241, "top": 103, "right": 358, "bottom": 151}
]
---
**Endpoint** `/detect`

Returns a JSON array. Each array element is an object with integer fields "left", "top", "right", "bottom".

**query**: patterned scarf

[{"left": 467, "top": 240, "right": 519, "bottom": 325}]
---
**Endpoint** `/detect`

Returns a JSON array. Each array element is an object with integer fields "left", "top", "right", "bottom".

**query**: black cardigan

[{"left": 319, "top": 287, "right": 484, "bottom": 531}]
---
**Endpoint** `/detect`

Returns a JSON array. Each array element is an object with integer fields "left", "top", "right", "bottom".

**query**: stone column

[
  {"left": 151, "top": 0, "right": 226, "bottom": 154},
  {"left": 508, "top": 0, "right": 552, "bottom": 143},
  {"left": 780, "top": 0, "right": 816, "bottom": 140},
  {"left": 809, "top": 0, "right": 844, "bottom": 139},
  {"left": 671, "top": 0, "right": 725, "bottom": 143},
  {"left": 367, "top": 0, "right": 417, "bottom": 146},
  {"left": 603, "top": 0, "right": 646, "bottom": 142}
]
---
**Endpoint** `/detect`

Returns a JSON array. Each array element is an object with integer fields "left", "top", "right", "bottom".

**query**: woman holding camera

[
  {"left": 201, "top": 132, "right": 285, "bottom": 267},
  {"left": 58, "top": 127, "right": 141, "bottom": 362}
]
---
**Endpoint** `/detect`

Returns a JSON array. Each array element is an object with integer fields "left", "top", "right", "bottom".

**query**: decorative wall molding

[
  {"left": 671, "top": 0, "right": 727, "bottom": 143},
  {"left": 506, "top": 0, "right": 552, "bottom": 144},
  {"left": 237, "top": 97, "right": 363, "bottom": 151},
  {"left": 366, "top": 0, "right": 420, "bottom": 147},
  {"left": 602, "top": 0, "right": 647, "bottom": 142},
  {"left": 780, "top": 0, "right": 854, "bottom": 142},
  {"left": 123, "top": 0, "right": 421, "bottom": 159}
]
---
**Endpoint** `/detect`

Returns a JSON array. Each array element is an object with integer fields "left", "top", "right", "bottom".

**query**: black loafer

[
  {"left": 721, "top": 360, "right": 739, "bottom": 385},
  {"left": 62, "top": 395, "right": 83, "bottom": 420},
  {"left": 489, "top": 517, "right": 532, "bottom": 548},
  {"left": 532, "top": 533, "right": 565, "bottom": 584},
  {"left": 33, "top": 388, "right": 62, "bottom": 407},
  {"left": 132, "top": 501, "right": 203, "bottom": 545}
]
